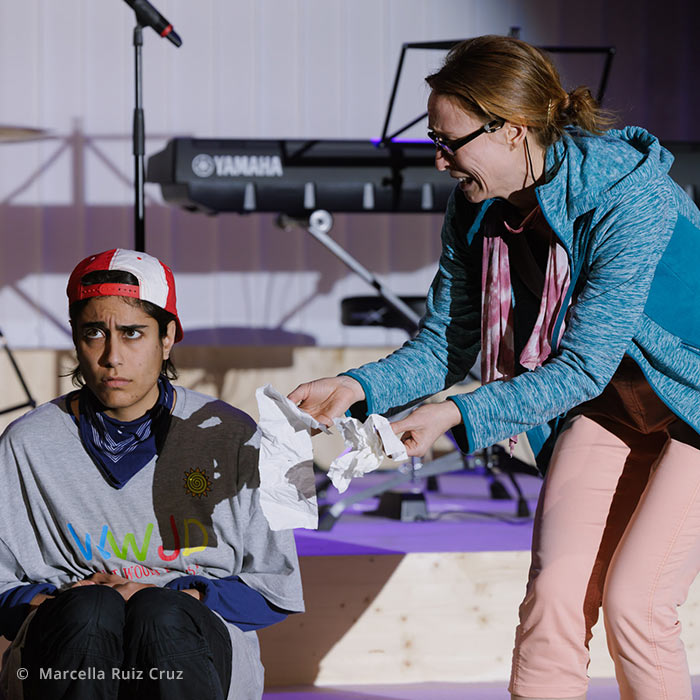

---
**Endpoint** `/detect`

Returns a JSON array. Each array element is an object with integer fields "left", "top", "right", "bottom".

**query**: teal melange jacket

[{"left": 345, "top": 126, "right": 700, "bottom": 466}]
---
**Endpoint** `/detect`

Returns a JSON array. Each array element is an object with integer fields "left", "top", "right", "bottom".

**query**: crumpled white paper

[
  {"left": 329, "top": 414, "right": 408, "bottom": 493},
  {"left": 255, "top": 384, "right": 408, "bottom": 530},
  {"left": 255, "top": 384, "right": 330, "bottom": 531}
]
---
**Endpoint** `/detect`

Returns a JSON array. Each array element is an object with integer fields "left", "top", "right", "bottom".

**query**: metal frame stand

[{"left": 278, "top": 209, "right": 421, "bottom": 333}]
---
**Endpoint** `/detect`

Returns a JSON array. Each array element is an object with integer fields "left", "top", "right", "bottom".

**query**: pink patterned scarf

[{"left": 481, "top": 205, "right": 570, "bottom": 447}]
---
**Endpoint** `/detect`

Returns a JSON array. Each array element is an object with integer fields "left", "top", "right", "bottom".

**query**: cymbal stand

[{"left": 0, "top": 328, "right": 36, "bottom": 415}]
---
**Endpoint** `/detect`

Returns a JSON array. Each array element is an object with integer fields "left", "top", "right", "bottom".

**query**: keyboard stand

[{"left": 276, "top": 209, "right": 422, "bottom": 334}]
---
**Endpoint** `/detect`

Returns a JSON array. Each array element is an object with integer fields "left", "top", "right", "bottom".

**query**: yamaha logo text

[{"left": 191, "top": 153, "right": 283, "bottom": 178}]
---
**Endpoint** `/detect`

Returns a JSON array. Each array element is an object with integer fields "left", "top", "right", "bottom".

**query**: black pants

[{"left": 21, "top": 586, "right": 232, "bottom": 700}]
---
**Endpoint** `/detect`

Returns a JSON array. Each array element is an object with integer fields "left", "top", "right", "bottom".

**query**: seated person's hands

[
  {"left": 28, "top": 592, "right": 55, "bottom": 609},
  {"left": 70, "top": 572, "right": 155, "bottom": 601},
  {"left": 70, "top": 572, "right": 201, "bottom": 601}
]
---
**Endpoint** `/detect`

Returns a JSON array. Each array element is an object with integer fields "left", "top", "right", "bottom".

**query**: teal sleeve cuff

[
  {"left": 339, "top": 371, "right": 373, "bottom": 418},
  {"left": 446, "top": 395, "right": 474, "bottom": 454}
]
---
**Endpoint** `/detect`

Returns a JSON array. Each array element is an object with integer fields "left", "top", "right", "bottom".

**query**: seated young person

[{"left": 0, "top": 249, "right": 304, "bottom": 700}]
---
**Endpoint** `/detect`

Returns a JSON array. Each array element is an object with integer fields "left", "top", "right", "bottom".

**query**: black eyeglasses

[{"left": 427, "top": 118, "right": 505, "bottom": 156}]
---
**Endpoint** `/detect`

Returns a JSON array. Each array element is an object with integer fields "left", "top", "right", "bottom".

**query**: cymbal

[{"left": 0, "top": 126, "right": 48, "bottom": 143}]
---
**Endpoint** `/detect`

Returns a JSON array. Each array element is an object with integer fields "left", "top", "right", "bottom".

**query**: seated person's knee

[
  {"left": 25, "top": 585, "right": 125, "bottom": 653},
  {"left": 43, "top": 585, "right": 124, "bottom": 628},
  {"left": 124, "top": 587, "right": 199, "bottom": 641}
]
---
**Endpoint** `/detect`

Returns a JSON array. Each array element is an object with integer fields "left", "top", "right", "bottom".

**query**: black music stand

[{"left": 379, "top": 40, "right": 616, "bottom": 145}]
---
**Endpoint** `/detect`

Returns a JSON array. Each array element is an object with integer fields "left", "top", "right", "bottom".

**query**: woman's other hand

[
  {"left": 391, "top": 401, "right": 462, "bottom": 457},
  {"left": 287, "top": 376, "right": 365, "bottom": 426}
]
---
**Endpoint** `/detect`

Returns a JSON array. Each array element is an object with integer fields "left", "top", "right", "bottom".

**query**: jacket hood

[{"left": 536, "top": 126, "right": 674, "bottom": 250}]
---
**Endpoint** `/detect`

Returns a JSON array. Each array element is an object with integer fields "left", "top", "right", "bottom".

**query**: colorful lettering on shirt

[
  {"left": 106, "top": 524, "right": 153, "bottom": 562},
  {"left": 157, "top": 515, "right": 181, "bottom": 561},
  {"left": 66, "top": 517, "right": 209, "bottom": 563},
  {"left": 67, "top": 523, "right": 91, "bottom": 559},
  {"left": 183, "top": 518, "right": 208, "bottom": 556},
  {"left": 122, "top": 564, "right": 160, "bottom": 579},
  {"left": 96, "top": 525, "right": 111, "bottom": 559}
]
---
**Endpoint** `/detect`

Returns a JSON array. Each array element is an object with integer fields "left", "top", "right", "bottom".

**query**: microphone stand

[
  {"left": 133, "top": 24, "right": 146, "bottom": 252},
  {"left": 125, "top": 0, "right": 182, "bottom": 251}
]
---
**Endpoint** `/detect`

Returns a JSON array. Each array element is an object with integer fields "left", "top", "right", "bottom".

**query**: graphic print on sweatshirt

[{"left": 66, "top": 511, "right": 209, "bottom": 564}]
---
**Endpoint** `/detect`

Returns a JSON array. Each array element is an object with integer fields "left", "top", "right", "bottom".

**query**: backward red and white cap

[{"left": 67, "top": 248, "right": 183, "bottom": 342}]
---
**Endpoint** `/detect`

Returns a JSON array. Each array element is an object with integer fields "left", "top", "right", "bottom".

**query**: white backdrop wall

[{"left": 1, "top": 0, "right": 698, "bottom": 349}]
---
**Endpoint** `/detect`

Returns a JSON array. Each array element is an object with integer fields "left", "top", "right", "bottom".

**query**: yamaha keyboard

[{"left": 146, "top": 138, "right": 454, "bottom": 215}]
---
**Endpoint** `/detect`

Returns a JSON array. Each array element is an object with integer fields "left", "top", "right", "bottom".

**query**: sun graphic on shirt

[{"left": 183, "top": 467, "right": 212, "bottom": 498}]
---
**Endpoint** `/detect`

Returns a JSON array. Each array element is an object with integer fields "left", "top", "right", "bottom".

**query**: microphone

[{"left": 123, "top": 0, "right": 182, "bottom": 47}]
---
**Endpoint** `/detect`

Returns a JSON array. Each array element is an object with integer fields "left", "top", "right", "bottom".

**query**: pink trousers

[{"left": 509, "top": 358, "right": 700, "bottom": 699}]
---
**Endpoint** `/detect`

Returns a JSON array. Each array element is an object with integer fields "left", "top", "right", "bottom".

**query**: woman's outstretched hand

[
  {"left": 391, "top": 401, "right": 462, "bottom": 457},
  {"left": 287, "top": 376, "right": 365, "bottom": 427}
]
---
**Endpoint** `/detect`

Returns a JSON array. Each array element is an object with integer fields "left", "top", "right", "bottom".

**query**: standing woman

[{"left": 289, "top": 35, "right": 700, "bottom": 700}]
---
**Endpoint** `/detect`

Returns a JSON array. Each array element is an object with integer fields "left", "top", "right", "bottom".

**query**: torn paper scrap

[
  {"left": 255, "top": 384, "right": 330, "bottom": 531},
  {"left": 329, "top": 414, "right": 408, "bottom": 494}
]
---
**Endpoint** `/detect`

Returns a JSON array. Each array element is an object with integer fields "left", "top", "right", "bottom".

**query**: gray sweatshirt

[{"left": 0, "top": 386, "right": 304, "bottom": 699}]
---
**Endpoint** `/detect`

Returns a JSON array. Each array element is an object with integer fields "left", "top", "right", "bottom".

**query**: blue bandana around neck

[{"left": 76, "top": 377, "right": 175, "bottom": 489}]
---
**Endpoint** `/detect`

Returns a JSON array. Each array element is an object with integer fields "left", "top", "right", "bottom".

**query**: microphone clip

[{"left": 124, "top": 0, "right": 182, "bottom": 47}]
